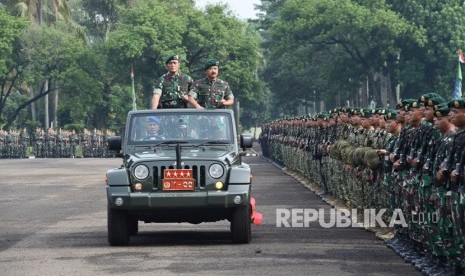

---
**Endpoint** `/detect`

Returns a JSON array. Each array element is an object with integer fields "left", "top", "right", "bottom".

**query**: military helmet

[{"left": 364, "top": 150, "right": 382, "bottom": 169}]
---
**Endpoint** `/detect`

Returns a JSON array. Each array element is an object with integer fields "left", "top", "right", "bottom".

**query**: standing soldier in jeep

[
  {"left": 152, "top": 55, "right": 193, "bottom": 109},
  {"left": 187, "top": 58, "right": 234, "bottom": 109}
]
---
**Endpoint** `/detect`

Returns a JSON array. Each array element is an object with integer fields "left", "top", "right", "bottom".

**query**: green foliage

[
  {"left": 262, "top": 0, "right": 426, "bottom": 112},
  {"left": 387, "top": 0, "right": 465, "bottom": 99},
  {"left": 0, "top": 7, "right": 28, "bottom": 72},
  {"left": 257, "top": 0, "right": 465, "bottom": 116},
  {"left": 63, "top": 123, "right": 84, "bottom": 132}
]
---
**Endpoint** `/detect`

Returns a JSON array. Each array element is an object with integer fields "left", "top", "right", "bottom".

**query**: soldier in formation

[
  {"left": 260, "top": 92, "right": 465, "bottom": 272},
  {"left": 0, "top": 127, "right": 116, "bottom": 158}
]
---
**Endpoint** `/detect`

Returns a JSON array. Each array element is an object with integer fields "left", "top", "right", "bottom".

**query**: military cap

[
  {"left": 384, "top": 109, "right": 397, "bottom": 120},
  {"left": 408, "top": 100, "right": 420, "bottom": 109},
  {"left": 349, "top": 108, "right": 360, "bottom": 116},
  {"left": 434, "top": 103, "right": 450, "bottom": 117},
  {"left": 376, "top": 108, "right": 386, "bottom": 115},
  {"left": 396, "top": 98, "right": 416, "bottom": 110},
  {"left": 448, "top": 98, "right": 465, "bottom": 109},
  {"left": 147, "top": 116, "right": 161, "bottom": 125},
  {"left": 360, "top": 108, "right": 372, "bottom": 118},
  {"left": 317, "top": 112, "right": 328, "bottom": 119},
  {"left": 204, "top": 58, "right": 219, "bottom": 70},
  {"left": 165, "top": 55, "right": 180, "bottom": 64},
  {"left": 419, "top": 92, "right": 446, "bottom": 107}
]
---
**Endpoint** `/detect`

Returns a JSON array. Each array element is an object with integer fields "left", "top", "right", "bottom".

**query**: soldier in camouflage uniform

[
  {"left": 407, "top": 93, "right": 445, "bottom": 244},
  {"left": 442, "top": 98, "right": 465, "bottom": 269},
  {"left": 188, "top": 58, "right": 234, "bottom": 109},
  {"left": 424, "top": 103, "right": 454, "bottom": 258},
  {"left": 152, "top": 55, "right": 193, "bottom": 109},
  {"left": 391, "top": 99, "right": 417, "bottom": 234},
  {"left": 433, "top": 102, "right": 459, "bottom": 262},
  {"left": 377, "top": 109, "right": 400, "bottom": 214},
  {"left": 19, "top": 128, "right": 29, "bottom": 158}
]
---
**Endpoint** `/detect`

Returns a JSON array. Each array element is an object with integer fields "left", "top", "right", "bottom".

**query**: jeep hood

[{"left": 130, "top": 148, "right": 235, "bottom": 160}]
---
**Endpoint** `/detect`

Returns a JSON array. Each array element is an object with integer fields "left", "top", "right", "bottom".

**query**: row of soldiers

[
  {"left": 259, "top": 93, "right": 465, "bottom": 273},
  {"left": 0, "top": 128, "right": 116, "bottom": 158}
]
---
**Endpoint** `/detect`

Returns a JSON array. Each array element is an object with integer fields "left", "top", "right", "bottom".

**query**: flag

[
  {"left": 459, "top": 49, "right": 465, "bottom": 64},
  {"left": 131, "top": 65, "right": 137, "bottom": 110},
  {"left": 453, "top": 50, "right": 464, "bottom": 99}
]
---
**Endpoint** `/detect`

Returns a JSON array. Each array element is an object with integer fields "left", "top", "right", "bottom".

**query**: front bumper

[{"left": 107, "top": 184, "right": 250, "bottom": 209}]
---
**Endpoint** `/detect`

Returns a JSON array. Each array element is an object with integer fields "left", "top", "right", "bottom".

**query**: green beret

[
  {"left": 204, "top": 58, "right": 219, "bottom": 70},
  {"left": 397, "top": 99, "right": 416, "bottom": 110},
  {"left": 419, "top": 93, "right": 446, "bottom": 107},
  {"left": 384, "top": 109, "right": 397, "bottom": 120},
  {"left": 165, "top": 55, "right": 179, "bottom": 64},
  {"left": 360, "top": 108, "right": 372, "bottom": 118},
  {"left": 448, "top": 98, "right": 465, "bottom": 109},
  {"left": 408, "top": 100, "right": 420, "bottom": 109},
  {"left": 317, "top": 112, "right": 328, "bottom": 119},
  {"left": 434, "top": 103, "right": 450, "bottom": 117},
  {"left": 376, "top": 108, "right": 386, "bottom": 115}
]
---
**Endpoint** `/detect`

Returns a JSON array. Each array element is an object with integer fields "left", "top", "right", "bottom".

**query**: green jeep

[{"left": 106, "top": 109, "right": 253, "bottom": 245}]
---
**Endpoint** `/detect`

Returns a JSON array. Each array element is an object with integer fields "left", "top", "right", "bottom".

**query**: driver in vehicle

[{"left": 142, "top": 116, "right": 165, "bottom": 140}]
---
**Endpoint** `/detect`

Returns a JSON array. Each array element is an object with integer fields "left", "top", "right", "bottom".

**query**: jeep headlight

[
  {"left": 134, "top": 164, "right": 149, "bottom": 180},
  {"left": 209, "top": 164, "right": 224, "bottom": 179}
]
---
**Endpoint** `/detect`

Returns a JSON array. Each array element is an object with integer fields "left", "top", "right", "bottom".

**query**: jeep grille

[{"left": 152, "top": 165, "right": 206, "bottom": 189}]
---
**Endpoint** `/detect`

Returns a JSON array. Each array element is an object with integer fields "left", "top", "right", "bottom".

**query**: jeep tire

[
  {"left": 127, "top": 217, "right": 139, "bottom": 236},
  {"left": 231, "top": 203, "right": 251, "bottom": 244},
  {"left": 108, "top": 206, "right": 130, "bottom": 246}
]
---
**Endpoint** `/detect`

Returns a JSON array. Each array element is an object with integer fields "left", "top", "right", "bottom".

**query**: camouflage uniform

[
  {"left": 153, "top": 71, "right": 193, "bottom": 108},
  {"left": 189, "top": 77, "right": 234, "bottom": 109}
]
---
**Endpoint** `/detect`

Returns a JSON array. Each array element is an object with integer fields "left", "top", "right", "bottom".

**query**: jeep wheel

[
  {"left": 108, "top": 206, "right": 129, "bottom": 246},
  {"left": 128, "top": 218, "right": 139, "bottom": 235},
  {"left": 231, "top": 203, "right": 251, "bottom": 244}
]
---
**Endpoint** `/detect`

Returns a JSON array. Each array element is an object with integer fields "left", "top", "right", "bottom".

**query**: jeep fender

[
  {"left": 106, "top": 167, "right": 130, "bottom": 186},
  {"left": 228, "top": 163, "right": 251, "bottom": 184}
]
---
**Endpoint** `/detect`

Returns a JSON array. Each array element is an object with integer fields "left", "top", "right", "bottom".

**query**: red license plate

[
  {"left": 162, "top": 169, "right": 195, "bottom": 191},
  {"left": 162, "top": 178, "right": 195, "bottom": 191}
]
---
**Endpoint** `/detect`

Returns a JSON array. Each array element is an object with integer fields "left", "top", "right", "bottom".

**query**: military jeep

[{"left": 106, "top": 109, "right": 253, "bottom": 245}]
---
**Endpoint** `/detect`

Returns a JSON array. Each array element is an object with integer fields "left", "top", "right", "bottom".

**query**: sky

[{"left": 195, "top": 0, "right": 261, "bottom": 20}]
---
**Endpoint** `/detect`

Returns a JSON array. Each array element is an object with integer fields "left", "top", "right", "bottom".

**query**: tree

[
  {"left": 1, "top": 24, "right": 88, "bottom": 129},
  {"left": 261, "top": 0, "right": 425, "bottom": 113},
  {"left": 387, "top": 0, "right": 465, "bottom": 99},
  {"left": 0, "top": 7, "right": 28, "bottom": 128}
]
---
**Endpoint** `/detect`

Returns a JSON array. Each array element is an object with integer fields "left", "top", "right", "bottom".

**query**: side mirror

[
  {"left": 107, "top": 136, "right": 122, "bottom": 152},
  {"left": 240, "top": 134, "right": 253, "bottom": 151}
]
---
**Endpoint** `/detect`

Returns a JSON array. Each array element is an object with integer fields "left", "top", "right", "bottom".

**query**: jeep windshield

[{"left": 128, "top": 111, "right": 234, "bottom": 145}]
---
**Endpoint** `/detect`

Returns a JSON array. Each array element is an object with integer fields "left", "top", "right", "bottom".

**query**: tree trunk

[
  {"left": 29, "top": 86, "right": 36, "bottom": 121},
  {"left": 37, "top": 0, "right": 43, "bottom": 24},
  {"left": 53, "top": 89, "right": 58, "bottom": 128},
  {"left": 44, "top": 80, "right": 49, "bottom": 129}
]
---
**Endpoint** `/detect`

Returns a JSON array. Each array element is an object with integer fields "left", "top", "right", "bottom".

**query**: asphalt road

[{"left": 0, "top": 150, "right": 421, "bottom": 275}]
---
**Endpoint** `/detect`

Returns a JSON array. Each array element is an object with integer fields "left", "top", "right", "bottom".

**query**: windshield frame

[{"left": 126, "top": 111, "right": 235, "bottom": 146}]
